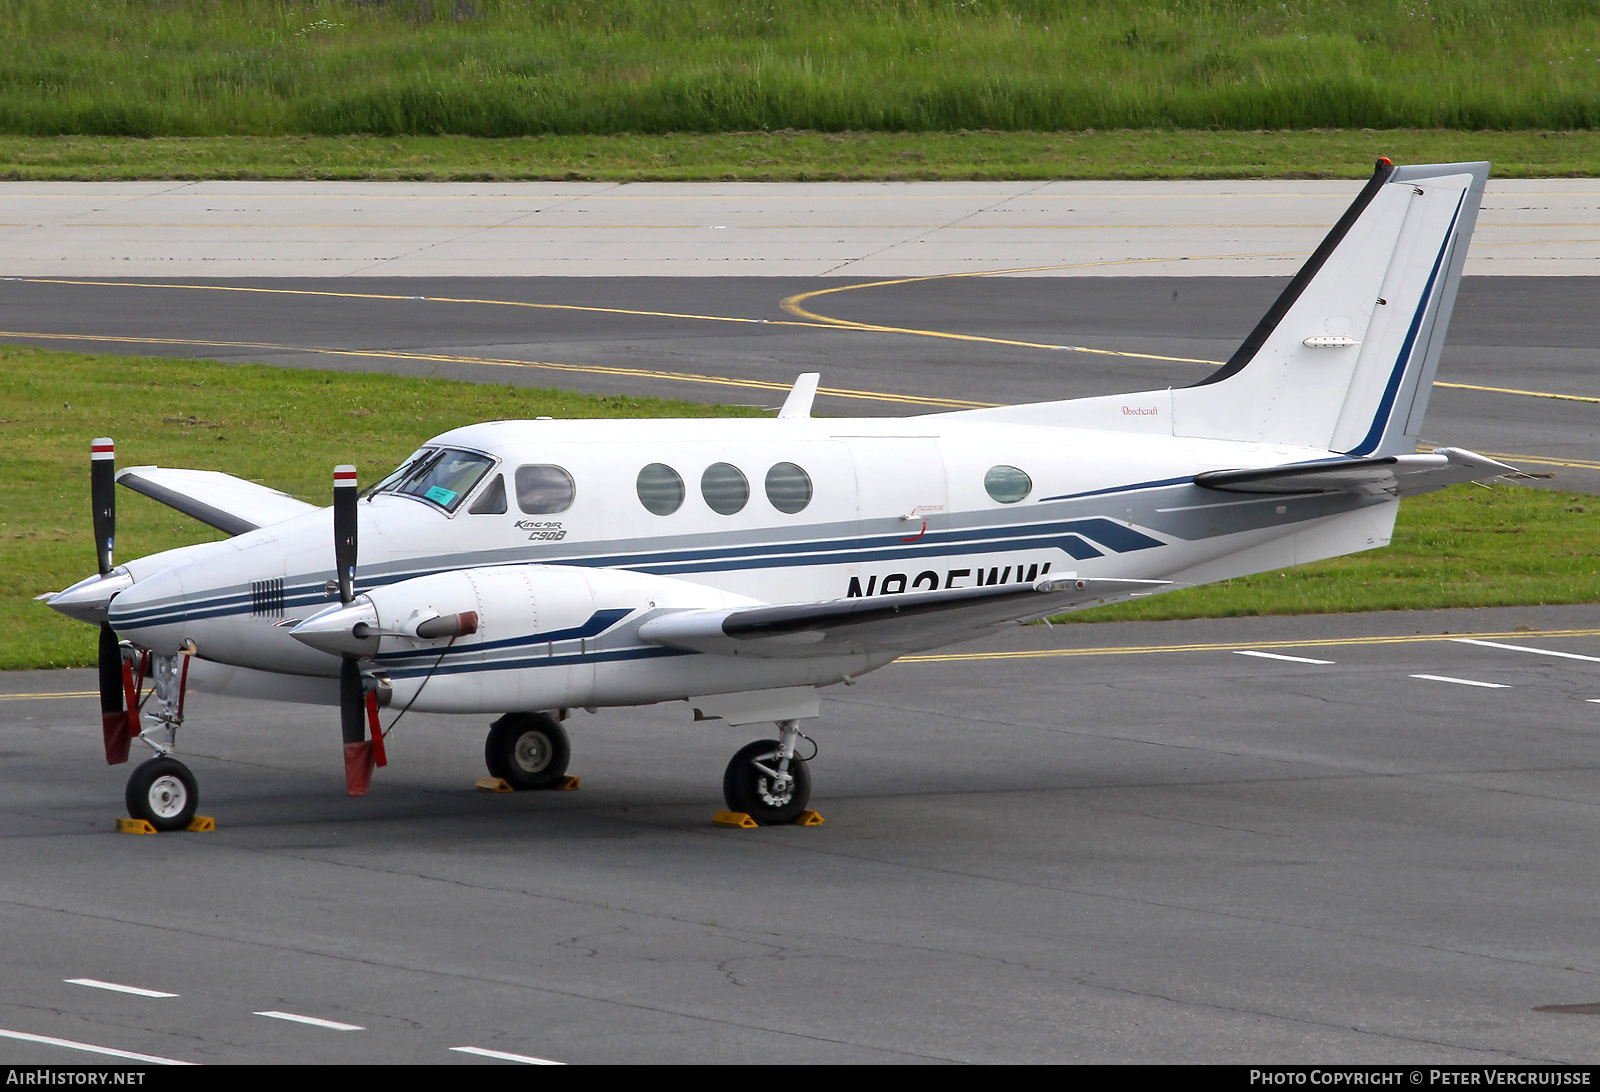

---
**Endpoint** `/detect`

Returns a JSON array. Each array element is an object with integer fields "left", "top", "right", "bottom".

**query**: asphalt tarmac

[{"left": 3, "top": 606, "right": 1600, "bottom": 1064}]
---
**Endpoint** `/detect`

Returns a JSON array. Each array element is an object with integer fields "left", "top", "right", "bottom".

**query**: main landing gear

[
  {"left": 479, "top": 710, "right": 816, "bottom": 825},
  {"left": 722, "top": 719, "right": 813, "bottom": 826},
  {"left": 484, "top": 711, "right": 572, "bottom": 791}
]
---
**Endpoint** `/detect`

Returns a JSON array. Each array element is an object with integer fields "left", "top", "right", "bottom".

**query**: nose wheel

[{"left": 124, "top": 756, "right": 198, "bottom": 832}]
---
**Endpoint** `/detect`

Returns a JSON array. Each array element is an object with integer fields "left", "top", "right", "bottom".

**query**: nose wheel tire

[
  {"left": 125, "top": 756, "right": 198, "bottom": 832},
  {"left": 723, "top": 739, "right": 810, "bottom": 826},
  {"left": 485, "top": 712, "right": 571, "bottom": 791}
]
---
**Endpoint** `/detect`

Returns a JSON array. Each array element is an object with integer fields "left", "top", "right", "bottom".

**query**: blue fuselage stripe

[{"left": 110, "top": 511, "right": 1166, "bottom": 628}]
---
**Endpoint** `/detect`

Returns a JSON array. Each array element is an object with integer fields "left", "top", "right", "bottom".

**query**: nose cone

[
  {"left": 289, "top": 599, "right": 381, "bottom": 658},
  {"left": 106, "top": 566, "right": 192, "bottom": 652},
  {"left": 45, "top": 570, "right": 135, "bottom": 624}
]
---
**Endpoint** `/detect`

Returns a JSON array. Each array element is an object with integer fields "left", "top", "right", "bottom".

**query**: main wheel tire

[
  {"left": 485, "top": 712, "right": 571, "bottom": 791},
  {"left": 125, "top": 756, "right": 198, "bottom": 832},
  {"left": 722, "top": 739, "right": 810, "bottom": 826}
]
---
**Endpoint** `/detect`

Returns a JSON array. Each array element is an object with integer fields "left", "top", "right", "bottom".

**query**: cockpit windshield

[{"left": 371, "top": 447, "right": 495, "bottom": 512}]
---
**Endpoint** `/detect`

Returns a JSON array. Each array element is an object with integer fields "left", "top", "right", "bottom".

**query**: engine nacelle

[{"left": 290, "top": 563, "right": 758, "bottom": 711}]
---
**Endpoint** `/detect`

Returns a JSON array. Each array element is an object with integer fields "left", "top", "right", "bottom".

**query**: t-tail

[{"left": 1173, "top": 158, "right": 1489, "bottom": 456}]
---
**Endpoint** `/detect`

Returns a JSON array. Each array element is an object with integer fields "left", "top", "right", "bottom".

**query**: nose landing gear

[
  {"left": 125, "top": 755, "right": 198, "bottom": 832},
  {"left": 116, "top": 648, "right": 208, "bottom": 833}
]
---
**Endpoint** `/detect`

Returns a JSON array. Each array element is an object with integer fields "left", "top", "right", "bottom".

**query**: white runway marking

[
  {"left": 1233, "top": 650, "right": 1334, "bottom": 665},
  {"left": 1453, "top": 638, "right": 1600, "bottom": 663},
  {"left": 450, "top": 1045, "right": 566, "bottom": 1065},
  {"left": 1410, "top": 674, "right": 1512, "bottom": 689},
  {"left": 65, "top": 977, "right": 177, "bottom": 998},
  {"left": 253, "top": 1010, "right": 364, "bottom": 1031},
  {"left": 0, "top": 1027, "right": 195, "bottom": 1064}
]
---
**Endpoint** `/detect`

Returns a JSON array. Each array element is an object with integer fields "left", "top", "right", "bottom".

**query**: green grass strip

[
  {"left": 4, "top": 345, "right": 1595, "bottom": 670},
  {"left": 6, "top": 130, "right": 1600, "bottom": 182},
  {"left": 3, "top": 1, "right": 1599, "bottom": 136}
]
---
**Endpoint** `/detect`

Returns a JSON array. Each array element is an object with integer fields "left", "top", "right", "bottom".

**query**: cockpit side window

[
  {"left": 468, "top": 473, "right": 508, "bottom": 515},
  {"left": 366, "top": 447, "right": 435, "bottom": 497},
  {"left": 380, "top": 448, "right": 494, "bottom": 512}
]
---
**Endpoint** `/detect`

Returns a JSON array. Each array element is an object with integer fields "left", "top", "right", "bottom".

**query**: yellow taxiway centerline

[
  {"left": 15, "top": 275, "right": 1600, "bottom": 404},
  {"left": 0, "top": 329, "right": 991, "bottom": 410},
  {"left": 0, "top": 691, "right": 97, "bottom": 702}
]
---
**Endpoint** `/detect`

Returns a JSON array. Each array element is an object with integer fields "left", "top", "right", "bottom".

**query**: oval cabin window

[
  {"left": 764, "top": 462, "right": 812, "bottom": 514},
  {"left": 515, "top": 465, "right": 575, "bottom": 514},
  {"left": 984, "top": 465, "right": 1032, "bottom": 504},
  {"left": 636, "top": 463, "right": 685, "bottom": 516},
  {"left": 701, "top": 462, "right": 749, "bottom": 515}
]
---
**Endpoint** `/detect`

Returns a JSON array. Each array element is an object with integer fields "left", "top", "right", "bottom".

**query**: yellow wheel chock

[
  {"left": 477, "top": 775, "right": 581, "bottom": 793},
  {"left": 115, "top": 815, "right": 215, "bottom": 834},
  {"left": 713, "top": 809, "right": 825, "bottom": 828}
]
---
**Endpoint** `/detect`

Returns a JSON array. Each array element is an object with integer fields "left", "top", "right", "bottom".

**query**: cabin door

[{"left": 844, "top": 436, "right": 948, "bottom": 597}]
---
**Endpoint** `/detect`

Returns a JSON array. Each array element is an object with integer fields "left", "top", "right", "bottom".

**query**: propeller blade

[
  {"left": 98, "top": 622, "right": 132, "bottom": 765},
  {"left": 340, "top": 657, "right": 374, "bottom": 796},
  {"left": 332, "top": 464, "right": 379, "bottom": 795},
  {"left": 333, "top": 465, "right": 358, "bottom": 605},
  {"left": 91, "top": 439, "right": 131, "bottom": 763},
  {"left": 340, "top": 657, "right": 366, "bottom": 746},
  {"left": 91, "top": 437, "right": 115, "bottom": 576}
]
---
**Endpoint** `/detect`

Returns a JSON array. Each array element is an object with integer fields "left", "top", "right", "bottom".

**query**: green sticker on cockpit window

[{"left": 425, "top": 485, "right": 458, "bottom": 506}]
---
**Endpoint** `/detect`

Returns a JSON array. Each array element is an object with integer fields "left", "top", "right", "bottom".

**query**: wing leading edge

[
  {"left": 638, "top": 576, "right": 1168, "bottom": 658},
  {"left": 117, "top": 466, "right": 320, "bottom": 535}
]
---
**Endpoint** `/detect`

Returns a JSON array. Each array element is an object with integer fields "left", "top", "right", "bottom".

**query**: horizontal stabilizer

[
  {"left": 118, "top": 467, "right": 318, "bottom": 535},
  {"left": 1195, "top": 447, "right": 1515, "bottom": 498},
  {"left": 639, "top": 576, "right": 1167, "bottom": 658}
]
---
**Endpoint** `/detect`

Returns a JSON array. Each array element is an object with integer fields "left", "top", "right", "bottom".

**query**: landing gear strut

[
  {"left": 484, "top": 712, "right": 571, "bottom": 790},
  {"left": 120, "top": 650, "right": 200, "bottom": 830},
  {"left": 722, "top": 719, "right": 811, "bottom": 826}
]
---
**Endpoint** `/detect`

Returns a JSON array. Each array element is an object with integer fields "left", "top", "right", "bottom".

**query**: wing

[
  {"left": 117, "top": 466, "right": 319, "bottom": 535},
  {"left": 638, "top": 576, "right": 1167, "bottom": 658},
  {"left": 1194, "top": 446, "right": 1514, "bottom": 499}
]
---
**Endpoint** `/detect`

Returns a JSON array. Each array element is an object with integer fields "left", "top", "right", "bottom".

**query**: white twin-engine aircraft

[{"left": 47, "top": 159, "right": 1514, "bottom": 830}]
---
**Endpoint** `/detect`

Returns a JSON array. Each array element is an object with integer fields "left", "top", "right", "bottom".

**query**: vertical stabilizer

[{"left": 1172, "top": 160, "right": 1489, "bottom": 456}]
